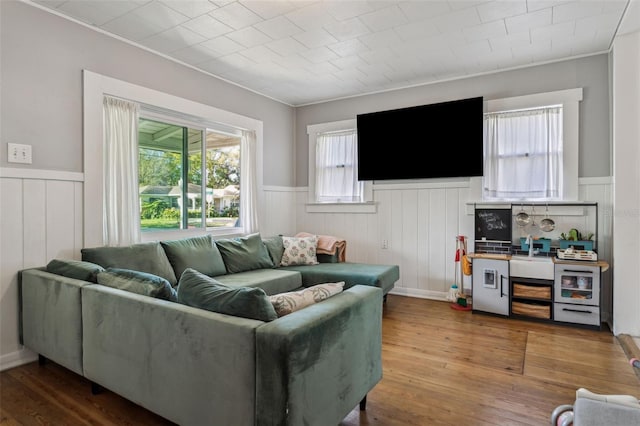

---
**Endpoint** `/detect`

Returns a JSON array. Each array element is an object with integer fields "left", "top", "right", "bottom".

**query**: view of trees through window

[{"left": 138, "top": 117, "right": 240, "bottom": 231}]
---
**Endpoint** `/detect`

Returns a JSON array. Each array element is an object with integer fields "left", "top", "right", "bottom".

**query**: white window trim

[
  {"left": 484, "top": 87, "right": 583, "bottom": 201},
  {"left": 82, "top": 70, "right": 263, "bottom": 247},
  {"left": 306, "top": 119, "right": 374, "bottom": 213}
]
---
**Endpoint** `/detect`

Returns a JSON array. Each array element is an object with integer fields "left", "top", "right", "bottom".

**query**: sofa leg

[
  {"left": 360, "top": 395, "right": 367, "bottom": 411},
  {"left": 38, "top": 354, "right": 47, "bottom": 366},
  {"left": 383, "top": 294, "right": 387, "bottom": 304},
  {"left": 91, "top": 382, "right": 104, "bottom": 395}
]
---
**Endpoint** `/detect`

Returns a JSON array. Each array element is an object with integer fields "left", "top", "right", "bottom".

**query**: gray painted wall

[
  {"left": 0, "top": 1, "right": 295, "bottom": 187},
  {"left": 295, "top": 54, "right": 611, "bottom": 186}
]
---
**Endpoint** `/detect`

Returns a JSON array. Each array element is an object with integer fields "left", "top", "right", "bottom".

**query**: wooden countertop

[{"left": 466, "top": 252, "right": 609, "bottom": 272}]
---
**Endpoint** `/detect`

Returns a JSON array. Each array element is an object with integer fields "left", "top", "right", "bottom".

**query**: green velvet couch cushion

[
  {"left": 177, "top": 268, "right": 277, "bottom": 322},
  {"left": 280, "top": 262, "right": 399, "bottom": 295},
  {"left": 96, "top": 268, "right": 178, "bottom": 302},
  {"left": 46, "top": 258, "right": 105, "bottom": 283},
  {"left": 215, "top": 233, "right": 274, "bottom": 273},
  {"left": 213, "top": 268, "right": 302, "bottom": 296},
  {"left": 81, "top": 242, "right": 178, "bottom": 286},
  {"left": 161, "top": 234, "right": 227, "bottom": 278},
  {"left": 262, "top": 235, "right": 284, "bottom": 266}
]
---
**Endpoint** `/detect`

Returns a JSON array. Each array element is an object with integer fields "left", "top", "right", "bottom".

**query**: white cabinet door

[{"left": 472, "top": 258, "right": 510, "bottom": 316}]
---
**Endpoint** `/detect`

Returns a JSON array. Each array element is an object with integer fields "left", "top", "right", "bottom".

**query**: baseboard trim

[
  {"left": 0, "top": 347, "right": 38, "bottom": 372},
  {"left": 389, "top": 287, "right": 448, "bottom": 301}
]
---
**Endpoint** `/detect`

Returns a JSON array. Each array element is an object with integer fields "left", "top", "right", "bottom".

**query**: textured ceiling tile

[
  {"left": 101, "top": 13, "right": 165, "bottom": 41},
  {"left": 327, "top": 39, "right": 370, "bottom": 57},
  {"left": 265, "top": 37, "right": 308, "bottom": 56},
  {"left": 433, "top": 7, "right": 482, "bottom": 32},
  {"left": 240, "top": 0, "right": 302, "bottom": 20},
  {"left": 398, "top": 1, "right": 451, "bottom": 22},
  {"left": 395, "top": 19, "right": 440, "bottom": 41},
  {"left": 359, "top": 4, "right": 408, "bottom": 32},
  {"left": 171, "top": 44, "right": 220, "bottom": 65},
  {"left": 531, "top": 20, "right": 575, "bottom": 42},
  {"left": 299, "top": 46, "right": 340, "bottom": 63},
  {"left": 253, "top": 15, "right": 302, "bottom": 39},
  {"left": 182, "top": 14, "right": 233, "bottom": 39},
  {"left": 292, "top": 28, "right": 338, "bottom": 49},
  {"left": 489, "top": 32, "right": 532, "bottom": 51},
  {"left": 552, "top": 1, "right": 604, "bottom": 24},
  {"left": 161, "top": 1, "right": 219, "bottom": 19},
  {"left": 463, "top": 19, "right": 507, "bottom": 41},
  {"left": 200, "top": 35, "right": 245, "bottom": 56},
  {"left": 208, "top": 2, "right": 262, "bottom": 30},
  {"left": 476, "top": 0, "right": 527, "bottom": 22},
  {"left": 325, "top": 0, "right": 375, "bottom": 21},
  {"left": 359, "top": 29, "right": 403, "bottom": 50},
  {"left": 323, "top": 17, "right": 371, "bottom": 42},
  {"left": 285, "top": 2, "right": 337, "bottom": 31},
  {"left": 505, "top": 8, "right": 552, "bottom": 34},
  {"left": 240, "top": 45, "right": 281, "bottom": 63},
  {"left": 142, "top": 26, "right": 206, "bottom": 53},
  {"left": 226, "top": 26, "right": 272, "bottom": 48}
]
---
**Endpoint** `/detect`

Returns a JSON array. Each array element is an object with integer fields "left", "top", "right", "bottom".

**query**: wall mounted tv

[{"left": 356, "top": 96, "right": 484, "bottom": 181}]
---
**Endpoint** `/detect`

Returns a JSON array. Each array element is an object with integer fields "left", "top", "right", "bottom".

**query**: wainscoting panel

[
  {"left": 290, "top": 179, "right": 608, "bottom": 302},
  {"left": 0, "top": 171, "right": 84, "bottom": 371}
]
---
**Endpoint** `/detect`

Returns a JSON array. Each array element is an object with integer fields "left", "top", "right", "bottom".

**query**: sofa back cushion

[
  {"left": 177, "top": 268, "right": 277, "bottom": 322},
  {"left": 46, "top": 258, "right": 105, "bottom": 283},
  {"left": 81, "top": 241, "right": 178, "bottom": 286},
  {"left": 215, "top": 233, "right": 274, "bottom": 273},
  {"left": 96, "top": 268, "right": 178, "bottom": 301},
  {"left": 161, "top": 235, "right": 227, "bottom": 279},
  {"left": 262, "top": 235, "right": 284, "bottom": 266}
]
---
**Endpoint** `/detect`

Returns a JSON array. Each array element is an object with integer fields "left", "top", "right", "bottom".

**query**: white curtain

[
  {"left": 103, "top": 96, "right": 141, "bottom": 246},
  {"left": 240, "top": 129, "right": 259, "bottom": 233},
  {"left": 316, "top": 130, "right": 362, "bottom": 202},
  {"left": 484, "top": 106, "right": 563, "bottom": 200}
]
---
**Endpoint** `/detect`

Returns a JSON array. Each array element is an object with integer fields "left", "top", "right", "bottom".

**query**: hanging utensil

[
  {"left": 540, "top": 204, "right": 556, "bottom": 232},
  {"left": 530, "top": 205, "right": 537, "bottom": 228},
  {"left": 515, "top": 204, "right": 530, "bottom": 227}
]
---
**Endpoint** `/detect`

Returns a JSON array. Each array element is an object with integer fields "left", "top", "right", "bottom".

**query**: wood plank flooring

[{"left": 2, "top": 295, "right": 638, "bottom": 425}]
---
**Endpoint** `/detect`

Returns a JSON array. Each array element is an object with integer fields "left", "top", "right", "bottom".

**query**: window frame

[
  {"left": 83, "top": 70, "right": 263, "bottom": 247},
  {"left": 483, "top": 88, "right": 583, "bottom": 201},
  {"left": 307, "top": 119, "right": 374, "bottom": 213}
]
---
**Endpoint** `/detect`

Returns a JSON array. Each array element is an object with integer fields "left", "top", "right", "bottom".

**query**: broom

[{"left": 448, "top": 236, "right": 464, "bottom": 302}]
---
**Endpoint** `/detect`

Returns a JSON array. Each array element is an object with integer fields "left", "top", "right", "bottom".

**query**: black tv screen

[{"left": 356, "top": 96, "right": 484, "bottom": 180}]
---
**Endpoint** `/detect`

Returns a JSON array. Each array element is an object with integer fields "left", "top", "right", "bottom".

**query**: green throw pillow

[
  {"left": 177, "top": 268, "right": 277, "bottom": 322},
  {"left": 215, "top": 233, "right": 274, "bottom": 273},
  {"left": 96, "top": 268, "right": 177, "bottom": 302},
  {"left": 81, "top": 241, "right": 178, "bottom": 286},
  {"left": 161, "top": 234, "right": 227, "bottom": 278},
  {"left": 262, "top": 235, "right": 284, "bottom": 267},
  {"left": 46, "top": 258, "right": 105, "bottom": 283}
]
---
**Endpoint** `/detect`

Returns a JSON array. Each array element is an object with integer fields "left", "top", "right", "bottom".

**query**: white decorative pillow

[
  {"left": 280, "top": 235, "right": 319, "bottom": 266},
  {"left": 269, "top": 282, "right": 345, "bottom": 317}
]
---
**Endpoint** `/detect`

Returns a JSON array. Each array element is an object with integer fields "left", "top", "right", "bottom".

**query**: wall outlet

[
  {"left": 8, "top": 143, "right": 32, "bottom": 164},
  {"left": 382, "top": 239, "right": 388, "bottom": 249}
]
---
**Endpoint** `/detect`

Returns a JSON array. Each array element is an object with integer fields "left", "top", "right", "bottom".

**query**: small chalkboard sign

[{"left": 475, "top": 208, "right": 511, "bottom": 242}]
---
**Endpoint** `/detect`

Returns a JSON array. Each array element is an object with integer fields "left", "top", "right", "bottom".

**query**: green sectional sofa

[{"left": 19, "top": 233, "right": 399, "bottom": 426}]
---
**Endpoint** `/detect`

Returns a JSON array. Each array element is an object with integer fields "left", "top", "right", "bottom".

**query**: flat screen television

[{"left": 356, "top": 96, "right": 484, "bottom": 181}]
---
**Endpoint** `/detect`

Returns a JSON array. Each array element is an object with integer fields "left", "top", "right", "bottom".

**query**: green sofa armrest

[
  {"left": 20, "top": 268, "right": 91, "bottom": 375},
  {"left": 255, "top": 285, "right": 383, "bottom": 426}
]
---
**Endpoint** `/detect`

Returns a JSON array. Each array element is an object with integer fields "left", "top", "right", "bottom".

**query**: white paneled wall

[
  {"left": 0, "top": 175, "right": 613, "bottom": 370},
  {"left": 278, "top": 178, "right": 613, "bottom": 303},
  {"left": 0, "top": 170, "right": 83, "bottom": 371}
]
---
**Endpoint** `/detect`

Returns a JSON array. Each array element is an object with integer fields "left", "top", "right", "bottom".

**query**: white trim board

[
  {"left": 0, "top": 168, "right": 84, "bottom": 182},
  {"left": 82, "top": 70, "right": 264, "bottom": 248}
]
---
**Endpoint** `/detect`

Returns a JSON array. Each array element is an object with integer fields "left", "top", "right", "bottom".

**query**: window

[
  {"left": 315, "top": 129, "right": 362, "bottom": 202},
  {"left": 484, "top": 105, "right": 563, "bottom": 200},
  {"left": 83, "top": 70, "right": 263, "bottom": 248},
  {"left": 138, "top": 116, "right": 241, "bottom": 232},
  {"left": 307, "top": 119, "right": 373, "bottom": 213},
  {"left": 482, "top": 88, "right": 582, "bottom": 201}
]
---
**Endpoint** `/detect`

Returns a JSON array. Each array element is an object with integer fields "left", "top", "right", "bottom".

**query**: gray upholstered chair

[{"left": 551, "top": 388, "right": 640, "bottom": 426}]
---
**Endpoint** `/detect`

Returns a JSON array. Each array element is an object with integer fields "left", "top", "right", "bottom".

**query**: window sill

[{"left": 305, "top": 202, "right": 377, "bottom": 214}]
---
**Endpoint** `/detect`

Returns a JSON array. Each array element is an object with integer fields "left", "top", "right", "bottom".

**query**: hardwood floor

[{"left": 2, "top": 295, "right": 638, "bottom": 425}]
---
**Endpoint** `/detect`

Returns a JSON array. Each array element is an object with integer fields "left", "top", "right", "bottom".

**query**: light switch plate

[{"left": 8, "top": 143, "right": 32, "bottom": 164}]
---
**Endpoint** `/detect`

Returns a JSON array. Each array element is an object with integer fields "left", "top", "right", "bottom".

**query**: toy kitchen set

[{"left": 468, "top": 202, "right": 610, "bottom": 329}]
